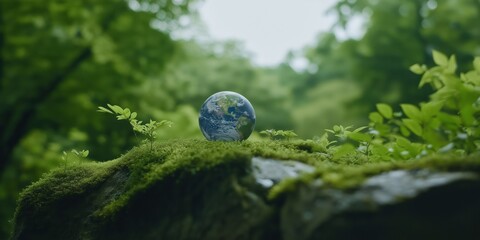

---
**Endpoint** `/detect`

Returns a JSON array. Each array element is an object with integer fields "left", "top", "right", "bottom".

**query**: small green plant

[
  {"left": 260, "top": 129, "right": 298, "bottom": 140},
  {"left": 97, "top": 104, "right": 173, "bottom": 150},
  {"left": 62, "top": 149, "right": 89, "bottom": 170},
  {"left": 325, "top": 125, "right": 376, "bottom": 159},
  {"left": 321, "top": 50, "right": 480, "bottom": 161}
]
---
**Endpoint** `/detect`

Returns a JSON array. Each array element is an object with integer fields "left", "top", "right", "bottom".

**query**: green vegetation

[
  {"left": 268, "top": 153, "right": 480, "bottom": 200},
  {"left": 319, "top": 53, "right": 480, "bottom": 162},
  {"left": 14, "top": 139, "right": 480, "bottom": 227},
  {"left": 9, "top": 54, "right": 480, "bottom": 234},
  {"left": 13, "top": 50, "right": 480, "bottom": 219},
  {"left": 1, "top": 0, "right": 196, "bottom": 236},
  {"left": 2, "top": 0, "right": 480, "bottom": 238},
  {"left": 14, "top": 139, "right": 317, "bottom": 224},
  {"left": 98, "top": 104, "right": 173, "bottom": 150},
  {"left": 61, "top": 149, "right": 89, "bottom": 170},
  {"left": 260, "top": 129, "right": 298, "bottom": 140}
]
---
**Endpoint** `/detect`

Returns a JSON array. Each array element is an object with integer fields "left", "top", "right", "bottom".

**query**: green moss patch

[
  {"left": 14, "top": 139, "right": 480, "bottom": 233},
  {"left": 269, "top": 153, "right": 480, "bottom": 200}
]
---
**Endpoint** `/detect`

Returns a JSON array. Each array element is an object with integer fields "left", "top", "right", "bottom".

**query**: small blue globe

[{"left": 199, "top": 91, "right": 256, "bottom": 141}]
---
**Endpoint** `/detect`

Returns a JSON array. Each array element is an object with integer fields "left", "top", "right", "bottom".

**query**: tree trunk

[{"left": 0, "top": 48, "right": 92, "bottom": 175}]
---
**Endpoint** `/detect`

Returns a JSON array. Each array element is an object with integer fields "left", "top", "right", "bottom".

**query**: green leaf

[
  {"left": 369, "top": 112, "right": 383, "bottom": 124},
  {"left": 400, "top": 125, "right": 410, "bottom": 137},
  {"left": 409, "top": 64, "right": 426, "bottom": 74},
  {"left": 421, "top": 101, "right": 443, "bottom": 121},
  {"left": 313, "top": 133, "right": 332, "bottom": 151},
  {"left": 107, "top": 104, "right": 124, "bottom": 115},
  {"left": 396, "top": 136, "right": 412, "bottom": 149},
  {"left": 353, "top": 126, "right": 368, "bottom": 133},
  {"left": 395, "top": 137, "right": 423, "bottom": 156},
  {"left": 445, "top": 55, "right": 457, "bottom": 73},
  {"left": 325, "top": 129, "right": 335, "bottom": 134},
  {"left": 97, "top": 106, "right": 113, "bottom": 114},
  {"left": 347, "top": 132, "right": 372, "bottom": 142},
  {"left": 438, "top": 143, "right": 454, "bottom": 153},
  {"left": 376, "top": 103, "right": 393, "bottom": 119},
  {"left": 437, "top": 112, "right": 462, "bottom": 126},
  {"left": 432, "top": 50, "right": 448, "bottom": 66},
  {"left": 260, "top": 130, "right": 271, "bottom": 136},
  {"left": 160, "top": 120, "right": 174, "bottom": 127},
  {"left": 130, "top": 112, "right": 137, "bottom": 120},
  {"left": 370, "top": 144, "right": 390, "bottom": 156},
  {"left": 402, "top": 119, "right": 423, "bottom": 136},
  {"left": 460, "top": 104, "right": 475, "bottom": 126},
  {"left": 260, "top": 129, "right": 298, "bottom": 140},
  {"left": 400, "top": 104, "right": 423, "bottom": 122},
  {"left": 474, "top": 57, "right": 480, "bottom": 72},
  {"left": 422, "top": 127, "right": 446, "bottom": 148},
  {"left": 374, "top": 123, "right": 391, "bottom": 136},
  {"left": 419, "top": 69, "right": 433, "bottom": 88},
  {"left": 333, "top": 125, "right": 341, "bottom": 132},
  {"left": 462, "top": 71, "right": 480, "bottom": 86},
  {"left": 427, "top": 118, "right": 441, "bottom": 129},
  {"left": 123, "top": 108, "right": 131, "bottom": 118},
  {"left": 282, "top": 130, "right": 298, "bottom": 138},
  {"left": 332, "top": 144, "right": 356, "bottom": 159},
  {"left": 81, "top": 150, "right": 89, "bottom": 158}
]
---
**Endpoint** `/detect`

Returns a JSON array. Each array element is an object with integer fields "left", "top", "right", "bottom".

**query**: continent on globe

[{"left": 199, "top": 91, "right": 256, "bottom": 141}]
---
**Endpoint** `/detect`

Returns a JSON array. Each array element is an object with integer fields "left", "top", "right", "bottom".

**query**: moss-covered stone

[{"left": 11, "top": 139, "right": 480, "bottom": 239}]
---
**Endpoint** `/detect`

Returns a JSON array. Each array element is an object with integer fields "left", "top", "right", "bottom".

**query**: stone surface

[
  {"left": 12, "top": 157, "right": 480, "bottom": 240},
  {"left": 281, "top": 169, "right": 480, "bottom": 240},
  {"left": 251, "top": 157, "right": 315, "bottom": 188}
]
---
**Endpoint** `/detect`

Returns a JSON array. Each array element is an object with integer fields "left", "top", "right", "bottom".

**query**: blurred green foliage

[
  {"left": 307, "top": 0, "right": 480, "bottom": 105},
  {"left": 1, "top": 0, "right": 479, "bottom": 238},
  {"left": 1, "top": 0, "right": 196, "bottom": 237},
  {"left": 322, "top": 53, "right": 480, "bottom": 161}
]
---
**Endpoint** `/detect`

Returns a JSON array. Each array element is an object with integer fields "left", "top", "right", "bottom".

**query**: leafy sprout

[
  {"left": 260, "top": 129, "right": 298, "bottom": 140},
  {"left": 98, "top": 104, "right": 173, "bottom": 151},
  {"left": 61, "top": 149, "right": 89, "bottom": 170}
]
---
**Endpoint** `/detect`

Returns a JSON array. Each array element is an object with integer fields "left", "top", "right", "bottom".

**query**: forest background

[{"left": 1, "top": 0, "right": 479, "bottom": 238}]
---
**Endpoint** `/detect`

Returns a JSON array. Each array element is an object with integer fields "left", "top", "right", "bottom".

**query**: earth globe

[{"left": 199, "top": 91, "right": 256, "bottom": 141}]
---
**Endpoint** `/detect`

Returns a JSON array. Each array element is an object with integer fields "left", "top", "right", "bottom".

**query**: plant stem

[
  {"left": 366, "top": 143, "right": 370, "bottom": 161},
  {"left": 64, "top": 155, "right": 68, "bottom": 171}
]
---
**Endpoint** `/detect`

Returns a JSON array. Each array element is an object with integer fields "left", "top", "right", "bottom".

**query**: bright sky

[{"left": 198, "top": 0, "right": 345, "bottom": 67}]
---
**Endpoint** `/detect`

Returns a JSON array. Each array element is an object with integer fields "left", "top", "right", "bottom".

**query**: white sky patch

[
  {"left": 198, "top": 0, "right": 365, "bottom": 69},
  {"left": 200, "top": 0, "right": 337, "bottom": 66}
]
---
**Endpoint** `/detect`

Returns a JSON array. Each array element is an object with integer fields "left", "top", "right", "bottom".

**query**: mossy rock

[{"left": 11, "top": 139, "right": 480, "bottom": 240}]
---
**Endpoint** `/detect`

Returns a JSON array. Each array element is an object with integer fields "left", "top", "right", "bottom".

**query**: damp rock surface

[
  {"left": 11, "top": 140, "right": 480, "bottom": 240},
  {"left": 281, "top": 170, "right": 480, "bottom": 240},
  {"left": 251, "top": 157, "right": 315, "bottom": 188}
]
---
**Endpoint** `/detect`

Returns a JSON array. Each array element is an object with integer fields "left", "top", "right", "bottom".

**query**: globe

[{"left": 199, "top": 91, "right": 256, "bottom": 141}]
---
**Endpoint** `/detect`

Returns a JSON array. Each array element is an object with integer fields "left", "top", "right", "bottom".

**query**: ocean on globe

[{"left": 199, "top": 91, "right": 256, "bottom": 141}]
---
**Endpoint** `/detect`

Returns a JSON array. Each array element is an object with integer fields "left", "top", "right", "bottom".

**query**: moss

[
  {"left": 13, "top": 139, "right": 480, "bottom": 232},
  {"left": 269, "top": 153, "right": 480, "bottom": 200},
  {"left": 15, "top": 159, "right": 122, "bottom": 214},
  {"left": 12, "top": 139, "right": 314, "bottom": 223}
]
